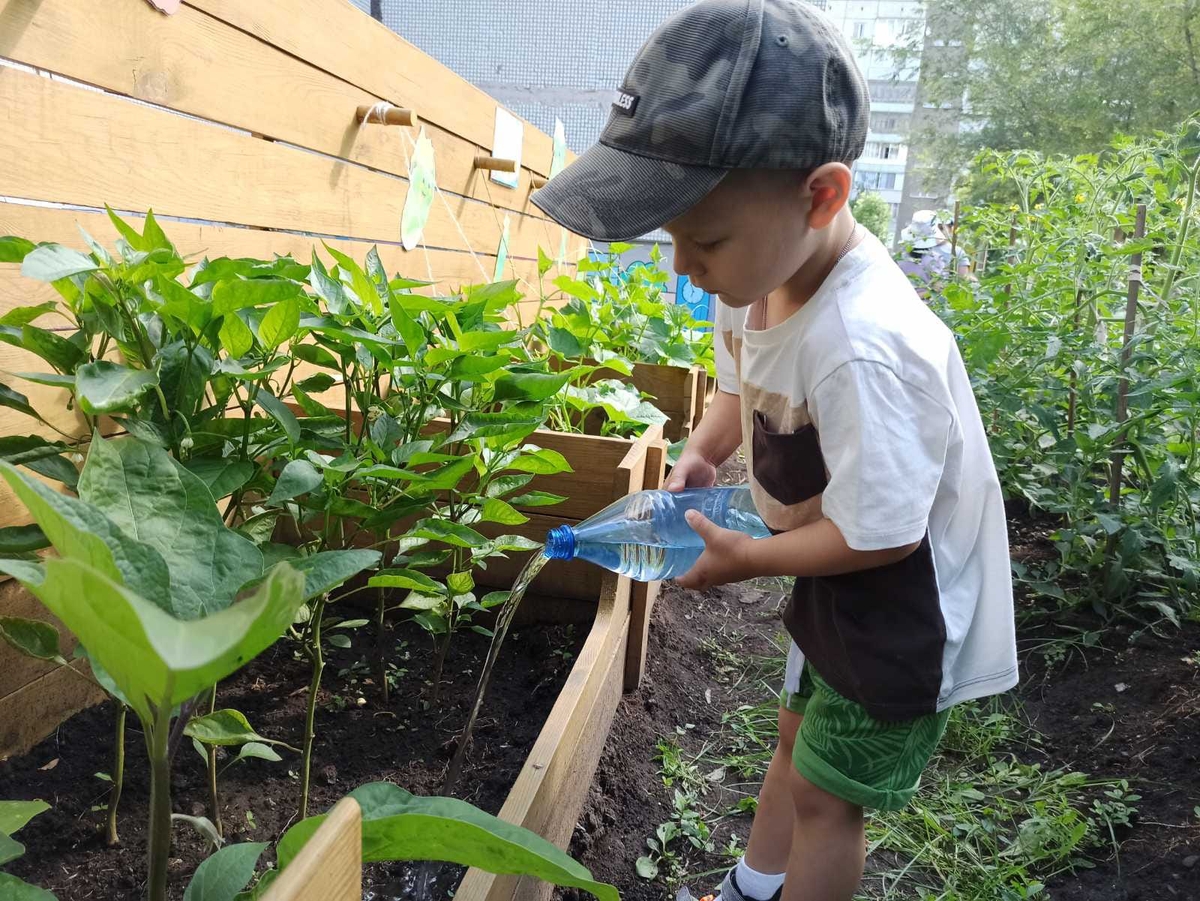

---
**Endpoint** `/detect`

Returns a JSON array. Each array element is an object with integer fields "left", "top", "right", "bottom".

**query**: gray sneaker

[{"left": 676, "top": 867, "right": 783, "bottom": 901}]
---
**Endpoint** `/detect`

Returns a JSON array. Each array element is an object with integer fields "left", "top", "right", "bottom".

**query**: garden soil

[{"left": 2, "top": 617, "right": 586, "bottom": 900}]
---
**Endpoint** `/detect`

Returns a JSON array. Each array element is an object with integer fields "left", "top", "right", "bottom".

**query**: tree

[
  {"left": 850, "top": 192, "right": 893, "bottom": 243},
  {"left": 911, "top": 0, "right": 1200, "bottom": 195}
]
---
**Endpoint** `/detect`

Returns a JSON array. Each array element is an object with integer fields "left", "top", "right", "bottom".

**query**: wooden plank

[
  {"left": 0, "top": 67, "right": 557, "bottom": 261},
  {"left": 625, "top": 438, "right": 666, "bottom": 691},
  {"left": 184, "top": 0, "right": 567, "bottom": 177},
  {"left": 0, "top": 0, "right": 559, "bottom": 219},
  {"left": 0, "top": 658, "right": 107, "bottom": 760},
  {"left": 0, "top": 579, "right": 79, "bottom": 700},
  {"left": 455, "top": 594, "right": 630, "bottom": 901},
  {"left": 692, "top": 368, "right": 710, "bottom": 436},
  {"left": 261, "top": 797, "right": 362, "bottom": 901},
  {"left": 630, "top": 363, "right": 700, "bottom": 443}
]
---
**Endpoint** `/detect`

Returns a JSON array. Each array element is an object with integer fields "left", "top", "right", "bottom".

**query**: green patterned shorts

[{"left": 780, "top": 643, "right": 950, "bottom": 812}]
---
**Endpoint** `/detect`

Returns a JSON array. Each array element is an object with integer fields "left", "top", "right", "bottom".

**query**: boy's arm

[
  {"left": 666, "top": 389, "right": 742, "bottom": 491},
  {"left": 676, "top": 513, "right": 918, "bottom": 591}
]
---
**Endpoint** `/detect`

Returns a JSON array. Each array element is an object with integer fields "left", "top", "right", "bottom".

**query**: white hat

[{"left": 900, "top": 209, "right": 942, "bottom": 250}]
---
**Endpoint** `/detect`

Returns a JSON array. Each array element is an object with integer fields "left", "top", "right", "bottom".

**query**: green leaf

[
  {"left": 291, "top": 343, "right": 340, "bottom": 370},
  {"left": 212, "top": 279, "right": 301, "bottom": 317},
  {"left": 0, "top": 236, "right": 36, "bottom": 264},
  {"left": 399, "top": 593, "right": 444, "bottom": 612},
  {"left": 479, "top": 498, "right": 528, "bottom": 525},
  {"left": 185, "top": 709, "right": 288, "bottom": 749},
  {"left": 0, "top": 382, "right": 41, "bottom": 421},
  {"left": 266, "top": 460, "right": 323, "bottom": 505},
  {"left": 449, "top": 413, "right": 542, "bottom": 444},
  {"left": 77, "top": 438, "right": 265, "bottom": 620},
  {"left": 401, "top": 457, "right": 475, "bottom": 493},
  {"left": 0, "top": 799, "right": 51, "bottom": 836},
  {"left": 21, "top": 244, "right": 98, "bottom": 282},
  {"left": 546, "top": 326, "right": 584, "bottom": 357},
  {"left": 0, "top": 832, "right": 25, "bottom": 867},
  {"left": 0, "top": 872, "right": 56, "bottom": 900},
  {"left": 537, "top": 246, "right": 554, "bottom": 277},
  {"left": 506, "top": 447, "right": 572, "bottom": 475},
  {"left": 259, "top": 298, "right": 300, "bottom": 350},
  {"left": 507, "top": 491, "right": 566, "bottom": 508},
  {"left": 326, "top": 633, "right": 351, "bottom": 649},
  {"left": 635, "top": 857, "right": 659, "bottom": 880},
  {"left": 20, "top": 326, "right": 86, "bottom": 374},
  {"left": 74, "top": 362, "right": 158, "bottom": 415},
  {"left": 220, "top": 312, "right": 255, "bottom": 358},
  {"left": 0, "top": 461, "right": 172, "bottom": 604},
  {"left": 10, "top": 371, "right": 76, "bottom": 389},
  {"left": 158, "top": 275, "right": 213, "bottom": 334},
  {"left": 552, "top": 276, "right": 600, "bottom": 303},
  {"left": 286, "top": 549, "right": 381, "bottom": 601},
  {"left": 141, "top": 210, "right": 174, "bottom": 253},
  {"left": 105, "top": 205, "right": 146, "bottom": 251},
  {"left": 0, "top": 301, "right": 58, "bottom": 327},
  {"left": 0, "top": 524, "right": 50, "bottom": 553},
  {"left": 446, "top": 571, "right": 475, "bottom": 595},
  {"left": 182, "top": 459, "right": 255, "bottom": 500},
  {"left": 410, "top": 518, "right": 489, "bottom": 548},
  {"left": 493, "top": 372, "right": 570, "bottom": 403},
  {"left": 183, "top": 841, "right": 269, "bottom": 901},
  {"left": 26, "top": 557, "right": 303, "bottom": 723},
  {"left": 236, "top": 742, "right": 282, "bottom": 764},
  {"left": 479, "top": 591, "right": 510, "bottom": 609},
  {"left": 0, "top": 616, "right": 63, "bottom": 662},
  {"left": 255, "top": 388, "right": 300, "bottom": 445},
  {"left": 276, "top": 783, "right": 618, "bottom": 901},
  {"left": 484, "top": 474, "right": 533, "bottom": 498},
  {"left": 368, "top": 568, "right": 445, "bottom": 594},
  {"left": 485, "top": 535, "right": 542, "bottom": 553},
  {"left": 322, "top": 243, "right": 382, "bottom": 315}
]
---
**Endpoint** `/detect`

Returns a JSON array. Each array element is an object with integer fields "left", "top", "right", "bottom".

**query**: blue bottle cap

[{"left": 543, "top": 524, "right": 577, "bottom": 560}]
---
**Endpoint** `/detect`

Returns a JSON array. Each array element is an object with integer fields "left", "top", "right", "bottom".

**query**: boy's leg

[
  {"left": 742, "top": 707, "right": 802, "bottom": 874},
  {"left": 781, "top": 666, "right": 951, "bottom": 901},
  {"left": 781, "top": 773, "right": 864, "bottom": 901}
]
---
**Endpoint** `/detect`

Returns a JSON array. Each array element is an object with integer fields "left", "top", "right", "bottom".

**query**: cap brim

[{"left": 531, "top": 141, "right": 729, "bottom": 243}]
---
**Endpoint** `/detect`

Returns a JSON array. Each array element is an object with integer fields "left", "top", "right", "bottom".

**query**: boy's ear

[{"left": 805, "top": 163, "right": 853, "bottom": 230}]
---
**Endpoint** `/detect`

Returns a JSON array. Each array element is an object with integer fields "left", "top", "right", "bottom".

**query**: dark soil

[
  {"left": 564, "top": 469, "right": 1200, "bottom": 901},
  {"left": 2, "top": 615, "right": 586, "bottom": 901}
]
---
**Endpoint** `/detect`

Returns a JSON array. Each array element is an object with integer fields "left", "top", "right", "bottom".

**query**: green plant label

[
  {"left": 493, "top": 215, "right": 511, "bottom": 282},
  {"left": 401, "top": 127, "right": 437, "bottom": 251}
]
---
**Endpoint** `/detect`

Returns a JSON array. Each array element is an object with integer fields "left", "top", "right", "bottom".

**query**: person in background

[{"left": 896, "top": 209, "right": 970, "bottom": 299}]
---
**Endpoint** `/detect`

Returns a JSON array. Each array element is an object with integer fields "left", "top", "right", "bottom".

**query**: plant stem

[
  {"left": 106, "top": 704, "right": 126, "bottom": 847},
  {"left": 430, "top": 629, "right": 451, "bottom": 707},
  {"left": 300, "top": 595, "right": 327, "bottom": 820},
  {"left": 376, "top": 586, "right": 389, "bottom": 705},
  {"left": 146, "top": 708, "right": 173, "bottom": 901},
  {"left": 205, "top": 685, "right": 222, "bottom": 839}
]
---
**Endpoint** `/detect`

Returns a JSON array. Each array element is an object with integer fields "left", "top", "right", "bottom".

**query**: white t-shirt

[{"left": 715, "top": 230, "right": 1017, "bottom": 718}]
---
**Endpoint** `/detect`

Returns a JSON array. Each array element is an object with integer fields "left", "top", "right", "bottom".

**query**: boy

[{"left": 532, "top": 2, "right": 1018, "bottom": 900}]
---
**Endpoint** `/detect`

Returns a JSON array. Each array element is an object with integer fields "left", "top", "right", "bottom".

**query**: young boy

[{"left": 532, "top": 2, "right": 1018, "bottom": 900}]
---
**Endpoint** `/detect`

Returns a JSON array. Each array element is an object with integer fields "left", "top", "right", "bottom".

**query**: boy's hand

[
  {"left": 675, "top": 509, "right": 754, "bottom": 591},
  {"left": 665, "top": 449, "right": 717, "bottom": 492}
]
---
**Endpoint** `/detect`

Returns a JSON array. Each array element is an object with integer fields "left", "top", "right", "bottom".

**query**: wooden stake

[
  {"left": 949, "top": 200, "right": 961, "bottom": 270},
  {"left": 355, "top": 104, "right": 417, "bottom": 127},
  {"left": 474, "top": 155, "right": 517, "bottom": 173},
  {"left": 530, "top": 174, "right": 548, "bottom": 189},
  {"left": 1108, "top": 204, "right": 1147, "bottom": 508}
]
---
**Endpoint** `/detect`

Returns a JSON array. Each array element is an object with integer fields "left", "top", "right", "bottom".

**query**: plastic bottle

[{"left": 543, "top": 486, "right": 770, "bottom": 581}]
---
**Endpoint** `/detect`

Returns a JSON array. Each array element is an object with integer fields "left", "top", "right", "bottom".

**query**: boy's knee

[{"left": 788, "top": 769, "right": 861, "bottom": 823}]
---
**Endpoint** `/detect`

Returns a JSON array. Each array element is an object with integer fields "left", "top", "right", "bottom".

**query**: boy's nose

[{"left": 672, "top": 247, "right": 702, "bottom": 279}]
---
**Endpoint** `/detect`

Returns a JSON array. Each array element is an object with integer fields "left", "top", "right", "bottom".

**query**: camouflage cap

[{"left": 532, "top": 0, "right": 870, "bottom": 242}]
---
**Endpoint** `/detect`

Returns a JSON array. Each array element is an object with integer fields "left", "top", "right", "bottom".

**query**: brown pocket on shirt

[{"left": 751, "top": 410, "right": 828, "bottom": 506}]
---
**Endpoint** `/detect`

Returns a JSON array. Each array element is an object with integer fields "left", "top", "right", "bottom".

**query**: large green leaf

[
  {"left": 493, "top": 372, "right": 570, "bottom": 403},
  {"left": 287, "top": 549, "right": 382, "bottom": 600},
  {"left": 368, "top": 568, "right": 445, "bottom": 594},
  {"left": 0, "top": 799, "right": 50, "bottom": 836},
  {"left": 212, "top": 279, "right": 301, "bottom": 317},
  {"left": 505, "top": 447, "right": 573, "bottom": 475},
  {"left": 265, "top": 459, "right": 322, "bottom": 506},
  {"left": 0, "top": 616, "right": 63, "bottom": 662},
  {"left": 19, "top": 326, "right": 87, "bottom": 373},
  {"left": 0, "top": 524, "right": 49, "bottom": 554},
  {"left": 183, "top": 459, "right": 255, "bottom": 500},
  {"left": 410, "top": 518, "right": 489, "bottom": 548},
  {"left": 25, "top": 556, "right": 302, "bottom": 722},
  {"left": 0, "top": 236, "right": 36, "bottom": 264},
  {"left": 183, "top": 842, "right": 268, "bottom": 901},
  {"left": 479, "top": 498, "right": 528, "bottom": 525},
  {"left": 21, "top": 244, "right": 98, "bottom": 282},
  {"left": 74, "top": 362, "right": 159, "bottom": 415},
  {"left": 255, "top": 388, "right": 300, "bottom": 445},
  {"left": 0, "top": 382, "right": 40, "bottom": 420},
  {"left": 185, "top": 709, "right": 289, "bottom": 749},
  {"left": 322, "top": 243, "right": 382, "bottom": 315},
  {"left": 219, "top": 312, "right": 255, "bottom": 358},
  {"left": 259, "top": 298, "right": 300, "bottom": 350},
  {"left": 276, "top": 784, "right": 618, "bottom": 901},
  {"left": 0, "top": 462, "right": 171, "bottom": 604},
  {"left": 0, "top": 872, "right": 56, "bottom": 900},
  {"left": 77, "top": 438, "right": 265, "bottom": 620}
]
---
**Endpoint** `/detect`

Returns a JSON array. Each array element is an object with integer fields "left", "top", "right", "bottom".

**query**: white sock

[{"left": 728, "top": 858, "right": 786, "bottom": 901}]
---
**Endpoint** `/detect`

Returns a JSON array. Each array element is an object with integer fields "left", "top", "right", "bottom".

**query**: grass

[{"left": 636, "top": 630, "right": 1130, "bottom": 901}]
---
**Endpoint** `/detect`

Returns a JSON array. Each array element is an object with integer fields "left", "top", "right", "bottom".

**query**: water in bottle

[{"left": 543, "top": 485, "right": 770, "bottom": 581}]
